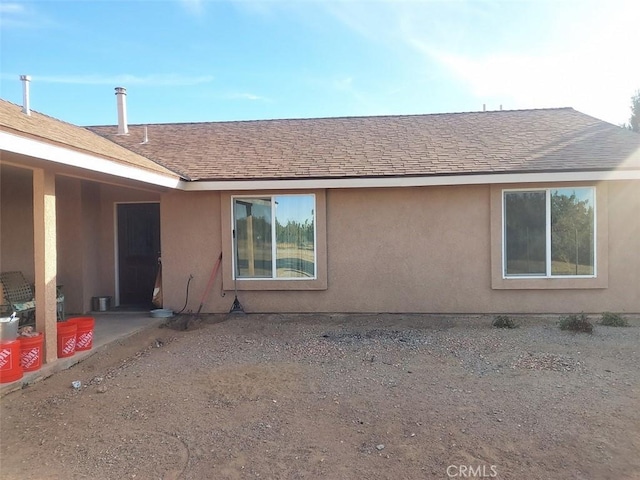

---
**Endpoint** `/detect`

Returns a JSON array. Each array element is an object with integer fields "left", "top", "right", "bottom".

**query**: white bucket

[{"left": 0, "top": 316, "right": 20, "bottom": 342}]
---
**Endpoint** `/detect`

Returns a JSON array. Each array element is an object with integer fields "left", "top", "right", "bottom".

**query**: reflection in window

[
  {"left": 234, "top": 198, "right": 272, "bottom": 278},
  {"left": 233, "top": 195, "right": 315, "bottom": 279},
  {"left": 504, "top": 191, "right": 546, "bottom": 276},
  {"left": 551, "top": 189, "right": 594, "bottom": 275},
  {"left": 275, "top": 195, "right": 315, "bottom": 278}
]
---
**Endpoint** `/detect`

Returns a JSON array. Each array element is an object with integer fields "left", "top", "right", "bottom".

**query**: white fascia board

[
  {"left": 180, "top": 169, "right": 640, "bottom": 191},
  {"left": 0, "top": 130, "right": 182, "bottom": 189}
]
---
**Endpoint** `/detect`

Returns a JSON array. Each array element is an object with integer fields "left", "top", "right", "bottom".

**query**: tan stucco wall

[
  {"left": 56, "top": 176, "right": 84, "bottom": 312},
  {"left": 1, "top": 164, "right": 162, "bottom": 314},
  {"left": 5, "top": 168, "right": 637, "bottom": 316},
  {"left": 161, "top": 190, "right": 223, "bottom": 313},
  {"left": 50, "top": 178, "right": 161, "bottom": 313},
  {"left": 606, "top": 180, "right": 640, "bottom": 309},
  {"left": 161, "top": 181, "right": 639, "bottom": 314},
  {"left": 484, "top": 181, "right": 638, "bottom": 313},
  {"left": 97, "top": 185, "right": 161, "bottom": 309},
  {"left": 1, "top": 165, "right": 34, "bottom": 276}
]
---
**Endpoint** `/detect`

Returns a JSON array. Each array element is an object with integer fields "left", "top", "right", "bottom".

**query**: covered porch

[
  {"left": 1, "top": 128, "right": 177, "bottom": 374},
  {"left": 0, "top": 102, "right": 179, "bottom": 378}
]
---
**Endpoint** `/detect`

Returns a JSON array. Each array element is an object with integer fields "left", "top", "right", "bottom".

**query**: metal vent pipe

[
  {"left": 115, "top": 86, "right": 128, "bottom": 134},
  {"left": 20, "top": 75, "right": 31, "bottom": 115}
]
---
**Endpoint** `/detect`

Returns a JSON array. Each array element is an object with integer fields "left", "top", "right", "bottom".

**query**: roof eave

[
  {"left": 179, "top": 169, "right": 640, "bottom": 191},
  {"left": 0, "top": 129, "right": 183, "bottom": 189}
]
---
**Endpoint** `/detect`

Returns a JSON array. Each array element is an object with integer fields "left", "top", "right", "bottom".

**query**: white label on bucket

[
  {"left": 63, "top": 337, "right": 75, "bottom": 355},
  {"left": 21, "top": 347, "right": 39, "bottom": 368},
  {"left": 0, "top": 347, "right": 13, "bottom": 370},
  {"left": 77, "top": 332, "right": 93, "bottom": 349}
]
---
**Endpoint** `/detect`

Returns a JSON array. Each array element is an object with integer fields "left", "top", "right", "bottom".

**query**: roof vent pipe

[
  {"left": 115, "top": 86, "right": 129, "bottom": 135},
  {"left": 20, "top": 75, "right": 31, "bottom": 115}
]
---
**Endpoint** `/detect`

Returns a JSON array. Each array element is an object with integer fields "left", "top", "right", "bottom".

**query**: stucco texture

[
  {"left": 3, "top": 167, "right": 638, "bottom": 316},
  {"left": 1, "top": 165, "right": 34, "bottom": 277},
  {"left": 1, "top": 165, "right": 162, "bottom": 315},
  {"left": 160, "top": 182, "right": 639, "bottom": 314}
]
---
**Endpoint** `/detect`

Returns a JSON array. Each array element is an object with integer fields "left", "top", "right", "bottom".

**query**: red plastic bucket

[
  {"left": 67, "top": 317, "right": 95, "bottom": 351},
  {"left": 57, "top": 322, "right": 77, "bottom": 358},
  {"left": 19, "top": 333, "right": 44, "bottom": 372},
  {"left": 0, "top": 340, "right": 24, "bottom": 383}
]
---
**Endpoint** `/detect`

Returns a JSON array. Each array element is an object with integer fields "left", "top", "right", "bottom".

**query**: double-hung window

[
  {"left": 232, "top": 195, "right": 316, "bottom": 280},
  {"left": 503, "top": 187, "right": 595, "bottom": 278}
]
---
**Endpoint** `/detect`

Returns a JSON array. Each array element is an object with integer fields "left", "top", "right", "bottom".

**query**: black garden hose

[{"left": 175, "top": 274, "right": 193, "bottom": 315}]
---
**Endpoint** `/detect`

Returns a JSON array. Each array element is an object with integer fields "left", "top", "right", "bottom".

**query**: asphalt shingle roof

[
  {"left": 88, "top": 107, "right": 640, "bottom": 182},
  {"left": 0, "top": 99, "right": 179, "bottom": 179}
]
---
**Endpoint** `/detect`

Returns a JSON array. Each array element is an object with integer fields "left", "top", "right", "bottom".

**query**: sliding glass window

[
  {"left": 503, "top": 187, "right": 595, "bottom": 277},
  {"left": 233, "top": 195, "right": 316, "bottom": 279}
]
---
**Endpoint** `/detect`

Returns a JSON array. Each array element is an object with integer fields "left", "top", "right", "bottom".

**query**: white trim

[
  {"left": 113, "top": 203, "right": 120, "bottom": 307},
  {"left": 592, "top": 192, "right": 598, "bottom": 278},
  {"left": 501, "top": 192, "right": 506, "bottom": 278},
  {"left": 181, "top": 169, "right": 640, "bottom": 191},
  {"left": 502, "top": 186, "right": 597, "bottom": 279},
  {"left": 545, "top": 191, "right": 552, "bottom": 276},
  {"left": 0, "top": 130, "right": 181, "bottom": 189}
]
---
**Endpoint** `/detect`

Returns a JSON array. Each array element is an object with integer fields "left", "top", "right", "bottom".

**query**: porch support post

[{"left": 33, "top": 168, "right": 58, "bottom": 364}]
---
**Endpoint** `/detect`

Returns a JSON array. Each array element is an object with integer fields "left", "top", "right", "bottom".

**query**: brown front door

[{"left": 117, "top": 203, "right": 160, "bottom": 307}]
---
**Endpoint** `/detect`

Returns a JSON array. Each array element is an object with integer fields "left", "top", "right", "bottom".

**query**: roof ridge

[{"left": 87, "top": 106, "right": 577, "bottom": 128}]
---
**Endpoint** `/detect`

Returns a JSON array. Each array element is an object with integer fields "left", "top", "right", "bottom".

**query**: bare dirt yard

[{"left": 1, "top": 313, "right": 639, "bottom": 480}]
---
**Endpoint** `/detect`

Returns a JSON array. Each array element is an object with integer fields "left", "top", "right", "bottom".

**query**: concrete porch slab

[{"left": 1, "top": 313, "right": 164, "bottom": 397}]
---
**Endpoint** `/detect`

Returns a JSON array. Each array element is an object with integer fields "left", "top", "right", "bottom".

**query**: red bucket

[
  {"left": 67, "top": 317, "right": 95, "bottom": 351},
  {"left": 20, "top": 333, "right": 44, "bottom": 372},
  {"left": 57, "top": 321, "right": 77, "bottom": 358},
  {"left": 0, "top": 340, "right": 24, "bottom": 383}
]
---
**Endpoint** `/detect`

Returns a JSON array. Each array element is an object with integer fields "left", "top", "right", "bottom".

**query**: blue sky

[{"left": 0, "top": 0, "right": 638, "bottom": 127}]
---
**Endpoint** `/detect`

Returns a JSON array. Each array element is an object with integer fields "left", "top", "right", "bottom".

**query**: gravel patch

[{"left": 1, "top": 313, "right": 639, "bottom": 480}]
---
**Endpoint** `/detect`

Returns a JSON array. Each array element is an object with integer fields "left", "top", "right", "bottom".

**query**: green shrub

[
  {"left": 600, "top": 312, "right": 628, "bottom": 327},
  {"left": 558, "top": 313, "right": 593, "bottom": 333},
  {"left": 492, "top": 315, "right": 517, "bottom": 329}
]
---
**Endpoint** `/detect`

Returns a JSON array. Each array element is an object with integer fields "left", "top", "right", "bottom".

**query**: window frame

[
  {"left": 502, "top": 186, "right": 597, "bottom": 279},
  {"left": 490, "top": 183, "right": 608, "bottom": 290},
  {"left": 220, "top": 189, "right": 328, "bottom": 292},
  {"left": 231, "top": 193, "right": 318, "bottom": 281}
]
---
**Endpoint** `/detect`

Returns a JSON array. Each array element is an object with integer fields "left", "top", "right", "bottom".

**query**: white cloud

[
  {"left": 413, "top": 2, "right": 640, "bottom": 125},
  {"left": 28, "top": 73, "right": 215, "bottom": 87},
  {"left": 0, "top": 2, "right": 53, "bottom": 29},
  {"left": 226, "top": 92, "right": 271, "bottom": 102},
  {"left": 333, "top": 76, "right": 353, "bottom": 91},
  {"left": 318, "top": 0, "right": 640, "bottom": 125},
  {"left": 180, "top": 0, "right": 204, "bottom": 16},
  {"left": 421, "top": 46, "right": 638, "bottom": 124},
  {"left": 0, "top": 3, "right": 25, "bottom": 14}
]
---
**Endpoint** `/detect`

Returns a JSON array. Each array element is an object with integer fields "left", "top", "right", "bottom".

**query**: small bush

[
  {"left": 558, "top": 313, "right": 593, "bottom": 333},
  {"left": 600, "top": 312, "right": 628, "bottom": 327},
  {"left": 492, "top": 315, "right": 517, "bottom": 329}
]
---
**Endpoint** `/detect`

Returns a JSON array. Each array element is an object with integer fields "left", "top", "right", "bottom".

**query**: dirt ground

[{"left": 1, "top": 313, "right": 639, "bottom": 480}]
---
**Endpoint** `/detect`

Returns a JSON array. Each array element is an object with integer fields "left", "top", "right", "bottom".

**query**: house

[{"left": 1, "top": 85, "right": 639, "bottom": 364}]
